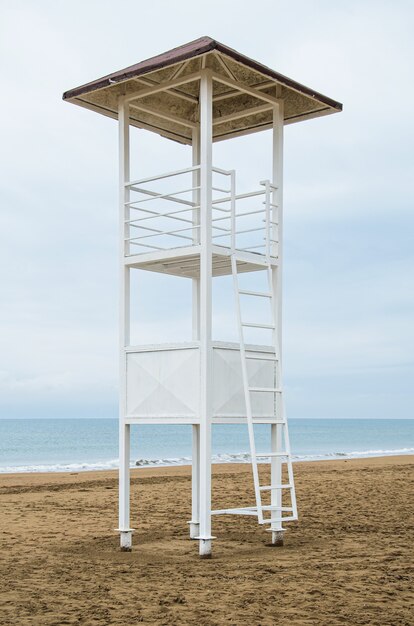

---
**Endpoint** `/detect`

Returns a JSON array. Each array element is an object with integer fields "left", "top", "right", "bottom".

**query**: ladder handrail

[
  {"left": 230, "top": 253, "right": 297, "bottom": 528},
  {"left": 231, "top": 254, "right": 264, "bottom": 524}
]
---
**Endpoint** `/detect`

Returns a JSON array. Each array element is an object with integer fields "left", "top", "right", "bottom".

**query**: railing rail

[
  {"left": 123, "top": 165, "right": 278, "bottom": 259},
  {"left": 125, "top": 165, "right": 201, "bottom": 187}
]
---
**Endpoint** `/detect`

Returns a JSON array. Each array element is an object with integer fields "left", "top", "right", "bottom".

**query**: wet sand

[{"left": 0, "top": 456, "right": 413, "bottom": 625}]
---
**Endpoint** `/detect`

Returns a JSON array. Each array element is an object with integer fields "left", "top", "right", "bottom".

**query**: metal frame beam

[
  {"left": 213, "top": 103, "right": 273, "bottom": 126},
  {"left": 169, "top": 59, "right": 190, "bottom": 80},
  {"left": 130, "top": 74, "right": 200, "bottom": 104},
  {"left": 213, "top": 80, "right": 276, "bottom": 102},
  {"left": 134, "top": 76, "right": 199, "bottom": 104},
  {"left": 215, "top": 54, "right": 237, "bottom": 81},
  {"left": 129, "top": 102, "right": 197, "bottom": 129},
  {"left": 212, "top": 73, "right": 279, "bottom": 105}
]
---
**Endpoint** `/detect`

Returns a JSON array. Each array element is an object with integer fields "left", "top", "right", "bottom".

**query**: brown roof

[{"left": 63, "top": 37, "right": 342, "bottom": 144}]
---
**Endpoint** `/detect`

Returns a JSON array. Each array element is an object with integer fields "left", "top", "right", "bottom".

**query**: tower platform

[{"left": 125, "top": 244, "right": 276, "bottom": 278}]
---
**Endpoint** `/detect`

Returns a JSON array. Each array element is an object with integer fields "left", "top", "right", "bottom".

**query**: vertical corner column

[
  {"left": 189, "top": 126, "right": 201, "bottom": 540},
  {"left": 197, "top": 70, "right": 215, "bottom": 558},
  {"left": 271, "top": 100, "right": 285, "bottom": 546},
  {"left": 118, "top": 97, "right": 134, "bottom": 550}
]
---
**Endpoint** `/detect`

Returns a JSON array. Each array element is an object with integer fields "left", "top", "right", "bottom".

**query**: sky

[{"left": 0, "top": 0, "right": 413, "bottom": 419}]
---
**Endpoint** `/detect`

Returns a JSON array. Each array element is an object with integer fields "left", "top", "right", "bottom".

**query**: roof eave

[
  {"left": 62, "top": 37, "right": 217, "bottom": 101},
  {"left": 62, "top": 37, "right": 342, "bottom": 114}
]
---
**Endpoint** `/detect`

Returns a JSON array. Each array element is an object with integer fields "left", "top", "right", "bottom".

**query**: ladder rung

[
  {"left": 211, "top": 508, "right": 258, "bottom": 516},
  {"left": 239, "top": 289, "right": 272, "bottom": 298},
  {"left": 249, "top": 387, "right": 282, "bottom": 393},
  {"left": 259, "top": 484, "right": 292, "bottom": 491},
  {"left": 246, "top": 354, "right": 278, "bottom": 361},
  {"left": 255, "top": 452, "right": 289, "bottom": 458},
  {"left": 213, "top": 505, "right": 293, "bottom": 515},
  {"left": 242, "top": 322, "right": 275, "bottom": 329}
]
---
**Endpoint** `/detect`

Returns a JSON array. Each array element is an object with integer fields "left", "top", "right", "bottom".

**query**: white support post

[
  {"left": 119, "top": 422, "right": 132, "bottom": 550},
  {"left": 192, "top": 125, "right": 201, "bottom": 334},
  {"left": 118, "top": 97, "right": 134, "bottom": 550},
  {"left": 230, "top": 169, "right": 236, "bottom": 253},
  {"left": 271, "top": 101, "right": 284, "bottom": 546},
  {"left": 190, "top": 424, "right": 200, "bottom": 538},
  {"left": 190, "top": 125, "right": 201, "bottom": 540},
  {"left": 196, "top": 70, "right": 214, "bottom": 557}
]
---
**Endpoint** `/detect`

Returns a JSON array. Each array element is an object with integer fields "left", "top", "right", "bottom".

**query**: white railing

[{"left": 123, "top": 166, "right": 278, "bottom": 259}]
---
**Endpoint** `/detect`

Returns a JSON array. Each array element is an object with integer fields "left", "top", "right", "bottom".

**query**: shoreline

[
  {"left": 0, "top": 448, "right": 413, "bottom": 476},
  {"left": 0, "top": 454, "right": 412, "bottom": 485}
]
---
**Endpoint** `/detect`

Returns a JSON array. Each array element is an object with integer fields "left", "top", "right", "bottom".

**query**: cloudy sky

[{"left": 0, "top": 0, "right": 413, "bottom": 419}]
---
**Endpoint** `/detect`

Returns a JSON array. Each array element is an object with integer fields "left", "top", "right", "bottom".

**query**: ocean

[{"left": 0, "top": 418, "right": 412, "bottom": 473}]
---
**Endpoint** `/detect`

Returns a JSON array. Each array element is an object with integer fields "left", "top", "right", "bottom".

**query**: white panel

[
  {"left": 212, "top": 347, "right": 276, "bottom": 418},
  {"left": 126, "top": 347, "right": 199, "bottom": 418},
  {"left": 126, "top": 344, "right": 278, "bottom": 422}
]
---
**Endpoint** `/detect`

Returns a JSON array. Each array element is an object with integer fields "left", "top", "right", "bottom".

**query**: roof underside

[{"left": 63, "top": 37, "right": 342, "bottom": 145}]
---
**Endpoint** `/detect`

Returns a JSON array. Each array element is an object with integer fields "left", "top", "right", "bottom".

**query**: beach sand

[{"left": 0, "top": 456, "right": 413, "bottom": 625}]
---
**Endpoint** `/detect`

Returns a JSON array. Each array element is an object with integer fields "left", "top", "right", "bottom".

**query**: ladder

[{"left": 212, "top": 254, "right": 297, "bottom": 529}]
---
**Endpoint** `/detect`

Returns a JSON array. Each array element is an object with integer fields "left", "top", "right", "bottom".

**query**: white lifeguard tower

[{"left": 63, "top": 37, "right": 342, "bottom": 558}]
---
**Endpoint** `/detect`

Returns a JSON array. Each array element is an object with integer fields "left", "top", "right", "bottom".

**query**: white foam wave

[
  {"left": 0, "top": 448, "right": 413, "bottom": 474},
  {"left": 135, "top": 447, "right": 414, "bottom": 467},
  {"left": 0, "top": 459, "right": 120, "bottom": 474}
]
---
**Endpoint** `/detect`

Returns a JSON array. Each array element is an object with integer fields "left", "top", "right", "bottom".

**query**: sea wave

[
  {"left": 0, "top": 447, "right": 413, "bottom": 474},
  {"left": 135, "top": 447, "right": 414, "bottom": 467},
  {"left": 0, "top": 459, "right": 120, "bottom": 474}
]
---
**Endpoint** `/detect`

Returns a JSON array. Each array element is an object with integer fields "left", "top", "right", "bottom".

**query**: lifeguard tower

[{"left": 63, "top": 37, "right": 342, "bottom": 557}]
